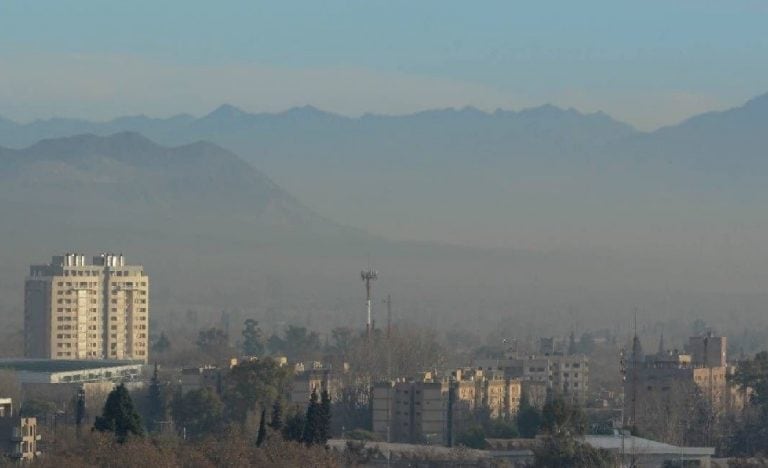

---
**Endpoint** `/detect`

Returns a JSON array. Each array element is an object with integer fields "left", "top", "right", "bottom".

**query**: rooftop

[
  {"left": 0, "top": 359, "right": 143, "bottom": 374},
  {"left": 583, "top": 435, "right": 715, "bottom": 456}
]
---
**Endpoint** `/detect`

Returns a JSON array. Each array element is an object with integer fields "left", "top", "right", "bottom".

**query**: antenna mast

[{"left": 361, "top": 268, "right": 378, "bottom": 339}]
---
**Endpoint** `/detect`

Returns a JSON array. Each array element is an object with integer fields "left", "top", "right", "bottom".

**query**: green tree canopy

[
  {"left": 241, "top": 319, "right": 265, "bottom": 357},
  {"left": 517, "top": 404, "right": 542, "bottom": 438},
  {"left": 283, "top": 408, "right": 306, "bottom": 442},
  {"left": 455, "top": 425, "right": 487, "bottom": 449},
  {"left": 93, "top": 384, "right": 144, "bottom": 442},
  {"left": 541, "top": 396, "right": 587, "bottom": 437},
  {"left": 196, "top": 327, "right": 229, "bottom": 358},
  {"left": 151, "top": 332, "right": 171, "bottom": 354},
  {"left": 171, "top": 387, "right": 223, "bottom": 439},
  {"left": 145, "top": 363, "right": 167, "bottom": 433},
  {"left": 222, "top": 357, "right": 292, "bottom": 424}
]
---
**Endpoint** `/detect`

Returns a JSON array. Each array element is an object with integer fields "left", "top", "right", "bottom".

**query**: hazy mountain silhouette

[{"left": 2, "top": 97, "right": 768, "bottom": 335}]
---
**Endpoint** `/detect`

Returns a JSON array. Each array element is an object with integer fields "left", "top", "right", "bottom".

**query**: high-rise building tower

[{"left": 24, "top": 253, "right": 149, "bottom": 362}]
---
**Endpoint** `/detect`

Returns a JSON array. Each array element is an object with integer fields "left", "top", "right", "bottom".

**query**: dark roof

[{"left": 0, "top": 359, "right": 142, "bottom": 373}]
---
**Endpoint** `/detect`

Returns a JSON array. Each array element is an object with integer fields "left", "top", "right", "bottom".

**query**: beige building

[
  {"left": 25, "top": 253, "right": 149, "bottom": 362},
  {"left": 0, "top": 398, "right": 40, "bottom": 461},
  {"left": 372, "top": 369, "right": 522, "bottom": 445},
  {"left": 625, "top": 333, "right": 742, "bottom": 434},
  {"left": 479, "top": 353, "right": 589, "bottom": 405}
]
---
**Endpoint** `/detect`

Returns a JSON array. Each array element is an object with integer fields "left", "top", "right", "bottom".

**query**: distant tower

[
  {"left": 361, "top": 268, "right": 378, "bottom": 338},
  {"left": 657, "top": 331, "right": 665, "bottom": 356},
  {"left": 383, "top": 294, "right": 392, "bottom": 339}
]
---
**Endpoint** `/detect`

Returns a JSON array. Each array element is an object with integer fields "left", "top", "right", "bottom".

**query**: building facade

[
  {"left": 25, "top": 253, "right": 149, "bottom": 362},
  {"left": 624, "top": 333, "right": 742, "bottom": 434},
  {"left": 0, "top": 399, "right": 40, "bottom": 461},
  {"left": 372, "top": 369, "right": 523, "bottom": 445}
]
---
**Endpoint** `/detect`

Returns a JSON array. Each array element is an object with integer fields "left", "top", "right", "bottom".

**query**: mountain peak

[
  {"left": 280, "top": 105, "right": 339, "bottom": 119},
  {"left": 742, "top": 92, "right": 768, "bottom": 111},
  {"left": 205, "top": 104, "right": 251, "bottom": 120}
]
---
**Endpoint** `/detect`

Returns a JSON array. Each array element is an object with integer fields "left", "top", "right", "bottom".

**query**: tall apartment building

[{"left": 24, "top": 253, "right": 149, "bottom": 362}]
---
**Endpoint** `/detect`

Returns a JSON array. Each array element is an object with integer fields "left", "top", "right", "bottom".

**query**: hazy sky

[{"left": 2, "top": 1, "right": 767, "bottom": 129}]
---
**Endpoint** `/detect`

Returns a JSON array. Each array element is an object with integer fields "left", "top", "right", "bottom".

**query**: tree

[
  {"left": 282, "top": 409, "right": 306, "bottom": 442},
  {"left": 171, "top": 387, "right": 223, "bottom": 439},
  {"left": 222, "top": 357, "right": 292, "bottom": 425},
  {"left": 455, "top": 425, "right": 487, "bottom": 449},
  {"left": 256, "top": 408, "right": 267, "bottom": 447},
  {"left": 329, "top": 327, "right": 354, "bottom": 357},
  {"left": 146, "top": 363, "right": 165, "bottom": 433},
  {"left": 541, "top": 396, "right": 587, "bottom": 437},
  {"left": 332, "top": 384, "right": 371, "bottom": 435},
  {"left": 517, "top": 404, "right": 542, "bottom": 438},
  {"left": 319, "top": 389, "right": 332, "bottom": 444},
  {"left": 271, "top": 325, "right": 322, "bottom": 359},
  {"left": 269, "top": 399, "right": 283, "bottom": 431},
  {"left": 196, "top": 327, "right": 229, "bottom": 358},
  {"left": 241, "top": 319, "right": 265, "bottom": 357},
  {"left": 93, "top": 384, "right": 144, "bottom": 442},
  {"left": 485, "top": 418, "right": 519, "bottom": 438},
  {"left": 534, "top": 436, "right": 616, "bottom": 467},
  {"left": 303, "top": 389, "right": 321, "bottom": 445},
  {"left": 75, "top": 388, "right": 86, "bottom": 433},
  {"left": 725, "top": 351, "right": 768, "bottom": 456},
  {"left": 151, "top": 332, "right": 171, "bottom": 354}
]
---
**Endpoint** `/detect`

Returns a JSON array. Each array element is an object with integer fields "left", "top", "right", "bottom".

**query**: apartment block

[
  {"left": 625, "top": 333, "right": 742, "bottom": 433},
  {"left": 371, "top": 369, "right": 523, "bottom": 445},
  {"left": 522, "top": 354, "right": 589, "bottom": 404},
  {"left": 372, "top": 374, "right": 448, "bottom": 445},
  {"left": 25, "top": 253, "right": 149, "bottom": 362}
]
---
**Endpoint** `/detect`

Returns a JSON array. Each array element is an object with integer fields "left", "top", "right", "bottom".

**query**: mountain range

[
  {"left": 2, "top": 94, "right": 768, "bottom": 335},
  {"left": 2, "top": 94, "right": 767, "bottom": 247}
]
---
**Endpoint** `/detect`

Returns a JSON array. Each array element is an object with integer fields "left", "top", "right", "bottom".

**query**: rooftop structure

[{"left": 0, "top": 358, "right": 144, "bottom": 384}]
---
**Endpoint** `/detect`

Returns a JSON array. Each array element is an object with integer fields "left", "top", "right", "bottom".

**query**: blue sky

[{"left": 1, "top": 1, "right": 767, "bottom": 129}]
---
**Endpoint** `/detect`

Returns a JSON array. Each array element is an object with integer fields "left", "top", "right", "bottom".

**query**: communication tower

[{"left": 361, "top": 268, "right": 378, "bottom": 338}]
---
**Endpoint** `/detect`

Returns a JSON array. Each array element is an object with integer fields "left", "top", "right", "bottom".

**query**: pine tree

[
  {"left": 302, "top": 389, "right": 320, "bottom": 445},
  {"left": 282, "top": 409, "right": 305, "bottom": 442},
  {"left": 147, "top": 362, "right": 164, "bottom": 432},
  {"left": 256, "top": 408, "right": 267, "bottom": 447},
  {"left": 269, "top": 399, "right": 283, "bottom": 431},
  {"left": 93, "top": 384, "right": 144, "bottom": 443},
  {"left": 152, "top": 332, "right": 171, "bottom": 354},
  {"left": 319, "top": 389, "right": 332, "bottom": 444},
  {"left": 75, "top": 388, "right": 86, "bottom": 435},
  {"left": 242, "top": 319, "right": 265, "bottom": 357}
]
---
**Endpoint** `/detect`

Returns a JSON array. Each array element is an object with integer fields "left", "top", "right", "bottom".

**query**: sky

[{"left": 1, "top": 1, "right": 768, "bottom": 130}]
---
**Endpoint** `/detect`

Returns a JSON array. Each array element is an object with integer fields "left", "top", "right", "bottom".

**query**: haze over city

[{"left": 2, "top": 2, "right": 768, "bottom": 466}]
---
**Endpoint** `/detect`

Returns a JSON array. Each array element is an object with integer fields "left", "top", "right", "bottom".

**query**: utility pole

[{"left": 383, "top": 294, "right": 392, "bottom": 339}]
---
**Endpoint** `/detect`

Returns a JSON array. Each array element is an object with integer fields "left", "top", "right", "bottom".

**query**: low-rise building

[
  {"left": 180, "top": 366, "right": 222, "bottom": 394},
  {"left": 0, "top": 398, "right": 40, "bottom": 461}
]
